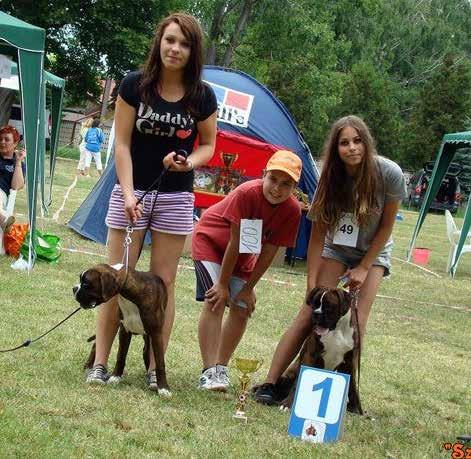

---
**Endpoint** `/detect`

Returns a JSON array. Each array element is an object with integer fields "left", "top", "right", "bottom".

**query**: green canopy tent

[
  {"left": 0, "top": 11, "right": 65, "bottom": 268},
  {"left": 407, "top": 131, "right": 471, "bottom": 277},
  {"left": 9, "top": 62, "right": 66, "bottom": 210}
]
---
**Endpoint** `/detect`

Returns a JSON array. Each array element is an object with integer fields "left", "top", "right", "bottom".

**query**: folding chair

[{"left": 445, "top": 209, "right": 471, "bottom": 274}]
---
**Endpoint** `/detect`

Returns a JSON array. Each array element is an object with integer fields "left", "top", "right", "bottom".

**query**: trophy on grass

[{"left": 232, "top": 357, "right": 263, "bottom": 422}]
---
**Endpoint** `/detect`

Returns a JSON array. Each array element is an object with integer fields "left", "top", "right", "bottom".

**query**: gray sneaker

[
  {"left": 198, "top": 366, "right": 225, "bottom": 391},
  {"left": 146, "top": 370, "right": 158, "bottom": 391},
  {"left": 86, "top": 364, "right": 109, "bottom": 384},
  {"left": 216, "top": 364, "right": 230, "bottom": 390}
]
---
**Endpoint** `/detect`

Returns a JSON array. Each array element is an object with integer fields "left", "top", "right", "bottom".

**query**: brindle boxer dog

[
  {"left": 256, "top": 287, "right": 363, "bottom": 414},
  {"left": 73, "top": 263, "right": 170, "bottom": 396}
]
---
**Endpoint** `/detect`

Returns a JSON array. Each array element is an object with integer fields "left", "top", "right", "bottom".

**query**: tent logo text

[{"left": 205, "top": 81, "right": 254, "bottom": 128}]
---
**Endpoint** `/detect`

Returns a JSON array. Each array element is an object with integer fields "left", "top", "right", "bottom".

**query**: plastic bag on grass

[
  {"left": 20, "top": 229, "right": 61, "bottom": 263},
  {"left": 4, "top": 223, "right": 29, "bottom": 258}
]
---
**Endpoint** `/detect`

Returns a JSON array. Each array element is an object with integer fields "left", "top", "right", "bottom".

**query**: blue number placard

[{"left": 287, "top": 366, "right": 350, "bottom": 443}]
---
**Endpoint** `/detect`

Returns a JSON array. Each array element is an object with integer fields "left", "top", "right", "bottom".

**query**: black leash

[
  {"left": 351, "top": 290, "right": 362, "bottom": 390},
  {"left": 0, "top": 306, "right": 82, "bottom": 353}
]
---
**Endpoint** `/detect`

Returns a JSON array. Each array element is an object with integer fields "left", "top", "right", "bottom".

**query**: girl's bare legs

[
  {"left": 198, "top": 299, "right": 226, "bottom": 368},
  {"left": 147, "top": 231, "right": 186, "bottom": 370}
]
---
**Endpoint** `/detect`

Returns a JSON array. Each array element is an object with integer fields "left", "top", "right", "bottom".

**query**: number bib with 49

[{"left": 332, "top": 213, "right": 359, "bottom": 248}]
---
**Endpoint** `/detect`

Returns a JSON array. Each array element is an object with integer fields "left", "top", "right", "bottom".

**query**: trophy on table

[
  {"left": 233, "top": 357, "right": 263, "bottom": 422},
  {"left": 219, "top": 152, "right": 239, "bottom": 195}
]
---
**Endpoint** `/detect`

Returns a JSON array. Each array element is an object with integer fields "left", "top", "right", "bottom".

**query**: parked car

[{"left": 407, "top": 161, "right": 463, "bottom": 214}]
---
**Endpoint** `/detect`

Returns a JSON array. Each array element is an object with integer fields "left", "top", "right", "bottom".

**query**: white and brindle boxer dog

[
  {"left": 73, "top": 263, "right": 170, "bottom": 396},
  {"left": 256, "top": 286, "right": 363, "bottom": 414}
]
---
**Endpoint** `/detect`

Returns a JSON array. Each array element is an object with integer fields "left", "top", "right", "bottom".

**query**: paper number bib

[
  {"left": 239, "top": 219, "right": 262, "bottom": 254},
  {"left": 332, "top": 214, "right": 359, "bottom": 247}
]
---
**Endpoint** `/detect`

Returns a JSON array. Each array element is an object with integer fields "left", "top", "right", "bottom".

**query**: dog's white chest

[
  {"left": 320, "top": 310, "right": 354, "bottom": 370},
  {"left": 118, "top": 295, "right": 145, "bottom": 335}
]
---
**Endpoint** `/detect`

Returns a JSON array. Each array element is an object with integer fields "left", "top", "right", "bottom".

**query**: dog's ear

[
  {"left": 306, "top": 286, "right": 327, "bottom": 307},
  {"left": 100, "top": 269, "right": 119, "bottom": 301},
  {"left": 336, "top": 289, "right": 351, "bottom": 315}
]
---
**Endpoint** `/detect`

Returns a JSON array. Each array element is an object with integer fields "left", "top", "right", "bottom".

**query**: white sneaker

[
  {"left": 216, "top": 364, "right": 230, "bottom": 390},
  {"left": 198, "top": 366, "right": 225, "bottom": 391}
]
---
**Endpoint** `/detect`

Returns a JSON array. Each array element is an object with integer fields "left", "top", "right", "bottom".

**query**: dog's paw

[
  {"left": 158, "top": 388, "right": 172, "bottom": 398},
  {"left": 107, "top": 375, "right": 123, "bottom": 384},
  {"left": 279, "top": 404, "right": 290, "bottom": 413}
]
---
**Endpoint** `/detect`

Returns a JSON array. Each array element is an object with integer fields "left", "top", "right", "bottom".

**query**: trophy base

[{"left": 233, "top": 410, "right": 248, "bottom": 423}]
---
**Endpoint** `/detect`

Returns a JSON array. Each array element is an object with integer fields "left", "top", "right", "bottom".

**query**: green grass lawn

[{"left": 1, "top": 158, "right": 469, "bottom": 458}]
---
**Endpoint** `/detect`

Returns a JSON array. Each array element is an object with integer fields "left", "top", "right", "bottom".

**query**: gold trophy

[
  {"left": 232, "top": 357, "right": 263, "bottom": 422},
  {"left": 220, "top": 152, "right": 239, "bottom": 195}
]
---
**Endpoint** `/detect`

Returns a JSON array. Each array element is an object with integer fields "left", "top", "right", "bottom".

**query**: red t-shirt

[{"left": 192, "top": 179, "right": 301, "bottom": 279}]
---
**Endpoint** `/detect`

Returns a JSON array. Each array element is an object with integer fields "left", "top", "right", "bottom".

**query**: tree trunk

[
  {"left": 0, "top": 87, "right": 16, "bottom": 126},
  {"left": 221, "top": 0, "right": 254, "bottom": 67},
  {"left": 205, "top": 0, "right": 229, "bottom": 65}
]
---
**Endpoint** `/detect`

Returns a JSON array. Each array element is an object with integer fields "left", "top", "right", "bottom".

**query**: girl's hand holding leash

[
  {"left": 124, "top": 194, "right": 143, "bottom": 225},
  {"left": 163, "top": 151, "right": 193, "bottom": 172},
  {"left": 339, "top": 265, "right": 369, "bottom": 291}
]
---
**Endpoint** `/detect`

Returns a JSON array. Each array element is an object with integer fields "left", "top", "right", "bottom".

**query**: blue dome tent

[{"left": 69, "top": 66, "right": 319, "bottom": 258}]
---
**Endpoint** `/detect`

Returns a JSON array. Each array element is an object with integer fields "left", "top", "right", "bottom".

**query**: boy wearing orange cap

[{"left": 192, "top": 150, "right": 303, "bottom": 391}]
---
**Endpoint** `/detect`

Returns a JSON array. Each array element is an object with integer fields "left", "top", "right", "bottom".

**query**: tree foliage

[
  {"left": 2, "top": 0, "right": 181, "bottom": 104},
  {"left": 402, "top": 54, "right": 471, "bottom": 170},
  {"left": 3, "top": 0, "right": 471, "bottom": 169}
]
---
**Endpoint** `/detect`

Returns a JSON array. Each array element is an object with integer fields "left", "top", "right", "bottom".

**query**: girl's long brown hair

[
  {"left": 139, "top": 12, "right": 205, "bottom": 116},
  {"left": 310, "top": 115, "right": 380, "bottom": 230}
]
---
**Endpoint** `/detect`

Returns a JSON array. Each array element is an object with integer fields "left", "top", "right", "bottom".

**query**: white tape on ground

[
  {"left": 378, "top": 294, "right": 470, "bottom": 313},
  {"left": 391, "top": 256, "right": 441, "bottom": 278},
  {"left": 62, "top": 247, "right": 106, "bottom": 258},
  {"left": 53, "top": 175, "right": 78, "bottom": 222}
]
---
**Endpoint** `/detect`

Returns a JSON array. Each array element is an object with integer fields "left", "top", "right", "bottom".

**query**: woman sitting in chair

[{"left": 0, "top": 125, "right": 25, "bottom": 233}]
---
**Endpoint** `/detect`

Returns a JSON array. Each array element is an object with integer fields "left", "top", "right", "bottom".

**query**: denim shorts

[{"left": 322, "top": 243, "right": 391, "bottom": 277}]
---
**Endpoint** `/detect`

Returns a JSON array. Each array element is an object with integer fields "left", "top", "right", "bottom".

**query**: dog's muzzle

[{"left": 73, "top": 285, "right": 98, "bottom": 310}]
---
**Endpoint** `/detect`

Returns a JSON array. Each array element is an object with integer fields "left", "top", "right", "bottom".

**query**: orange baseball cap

[{"left": 266, "top": 150, "right": 302, "bottom": 182}]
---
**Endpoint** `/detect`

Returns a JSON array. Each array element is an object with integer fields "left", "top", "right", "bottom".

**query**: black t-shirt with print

[
  {"left": 0, "top": 155, "right": 26, "bottom": 195},
  {"left": 118, "top": 70, "right": 217, "bottom": 192}
]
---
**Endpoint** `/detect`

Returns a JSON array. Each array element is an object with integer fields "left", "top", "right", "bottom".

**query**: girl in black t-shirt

[{"left": 87, "top": 13, "right": 217, "bottom": 389}]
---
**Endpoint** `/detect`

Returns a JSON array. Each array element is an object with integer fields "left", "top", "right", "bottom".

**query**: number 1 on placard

[{"left": 312, "top": 377, "right": 333, "bottom": 418}]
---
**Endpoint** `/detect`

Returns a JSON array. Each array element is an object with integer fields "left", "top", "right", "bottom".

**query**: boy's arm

[
  {"left": 204, "top": 222, "right": 240, "bottom": 311},
  {"left": 232, "top": 242, "right": 279, "bottom": 317}
]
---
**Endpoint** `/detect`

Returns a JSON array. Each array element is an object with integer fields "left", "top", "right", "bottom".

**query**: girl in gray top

[{"left": 254, "top": 115, "right": 406, "bottom": 405}]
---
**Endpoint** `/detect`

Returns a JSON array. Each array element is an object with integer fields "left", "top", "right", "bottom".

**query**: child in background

[
  {"left": 192, "top": 150, "right": 303, "bottom": 391},
  {"left": 83, "top": 118, "right": 104, "bottom": 176},
  {"left": 77, "top": 118, "right": 93, "bottom": 176}
]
